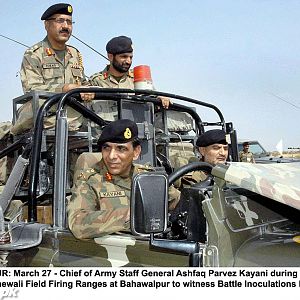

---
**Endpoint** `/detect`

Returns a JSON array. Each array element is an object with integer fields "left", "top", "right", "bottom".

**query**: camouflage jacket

[
  {"left": 180, "top": 170, "right": 208, "bottom": 188},
  {"left": 20, "top": 37, "right": 87, "bottom": 93},
  {"left": 88, "top": 66, "right": 134, "bottom": 122},
  {"left": 67, "top": 159, "right": 180, "bottom": 239},
  {"left": 239, "top": 151, "right": 255, "bottom": 163},
  {"left": 89, "top": 66, "right": 134, "bottom": 89}
]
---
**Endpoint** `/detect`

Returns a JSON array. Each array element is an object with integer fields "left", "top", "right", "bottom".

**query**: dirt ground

[
  {"left": 272, "top": 151, "right": 300, "bottom": 159},
  {"left": 284, "top": 152, "right": 300, "bottom": 159}
]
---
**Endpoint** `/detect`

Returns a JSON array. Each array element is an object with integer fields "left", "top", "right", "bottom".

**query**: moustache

[{"left": 60, "top": 29, "right": 70, "bottom": 34}]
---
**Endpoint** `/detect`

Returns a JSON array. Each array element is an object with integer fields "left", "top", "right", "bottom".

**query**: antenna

[
  {"left": 72, "top": 34, "right": 109, "bottom": 61},
  {"left": 0, "top": 34, "right": 29, "bottom": 48},
  {"left": 269, "top": 92, "right": 300, "bottom": 110}
]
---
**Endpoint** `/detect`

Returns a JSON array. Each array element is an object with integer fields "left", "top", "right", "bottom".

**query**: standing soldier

[
  {"left": 90, "top": 35, "right": 134, "bottom": 89},
  {"left": 88, "top": 36, "right": 134, "bottom": 122},
  {"left": 12, "top": 3, "right": 93, "bottom": 135},
  {"left": 239, "top": 142, "right": 255, "bottom": 163},
  {"left": 89, "top": 35, "right": 170, "bottom": 123}
]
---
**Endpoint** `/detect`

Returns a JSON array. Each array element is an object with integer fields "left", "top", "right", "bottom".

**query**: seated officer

[
  {"left": 181, "top": 129, "right": 229, "bottom": 186},
  {"left": 67, "top": 119, "right": 180, "bottom": 239}
]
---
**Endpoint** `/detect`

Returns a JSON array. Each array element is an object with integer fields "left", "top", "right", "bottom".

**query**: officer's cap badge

[{"left": 124, "top": 128, "right": 132, "bottom": 139}]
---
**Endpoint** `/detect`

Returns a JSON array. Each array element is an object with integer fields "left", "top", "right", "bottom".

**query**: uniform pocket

[{"left": 43, "top": 66, "right": 62, "bottom": 80}]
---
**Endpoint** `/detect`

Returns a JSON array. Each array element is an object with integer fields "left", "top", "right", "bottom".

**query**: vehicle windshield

[{"left": 238, "top": 141, "right": 268, "bottom": 156}]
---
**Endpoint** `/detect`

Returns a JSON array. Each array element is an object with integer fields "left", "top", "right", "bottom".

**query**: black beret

[
  {"left": 41, "top": 3, "right": 73, "bottom": 20},
  {"left": 106, "top": 36, "right": 133, "bottom": 55},
  {"left": 243, "top": 142, "right": 250, "bottom": 146},
  {"left": 196, "top": 129, "right": 227, "bottom": 147},
  {"left": 98, "top": 119, "right": 138, "bottom": 148}
]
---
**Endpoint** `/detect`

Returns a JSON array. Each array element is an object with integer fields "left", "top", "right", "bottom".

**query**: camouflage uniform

[
  {"left": 11, "top": 37, "right": 87, "bottom": 135},
  {"left": 239, "top": 151, "right": 255, "bottom": 163},
  {"left": 90, "top": 66, "right": 134, "bottom": 89},
  {"left": 67, "top": 159, "right": 180, "bottom": 239},
  {"left": 0, "top": 121, "right": 13, "bottom": 184},
  {"left": 89, "top": 66, "right": 134, "bottom": 122},
  {"left": 180, "top": 170, "right": 208, "bottom": 189}
]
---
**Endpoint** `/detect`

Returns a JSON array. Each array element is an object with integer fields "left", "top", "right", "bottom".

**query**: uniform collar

[
  {"left": 43, "top": 37, "right": 73, "bottom": 59},
  {"left": 103, "top": 65, "right": 131, "bottom": 82},
  {"left": 98, "top": 159, "right": 137, "bottom": 190}
]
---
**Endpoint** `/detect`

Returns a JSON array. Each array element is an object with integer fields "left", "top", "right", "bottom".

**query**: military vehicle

[
  {"left": 0, "top": 88, "right": 299, "bottom": 267},
  {"left": 238, "top": 139, "right": 300, "bottom": 163}
]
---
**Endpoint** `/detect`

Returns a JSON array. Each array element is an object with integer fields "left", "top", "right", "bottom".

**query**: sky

[{"left": 0, "top": 0, "right": 299, "bottom": 151}]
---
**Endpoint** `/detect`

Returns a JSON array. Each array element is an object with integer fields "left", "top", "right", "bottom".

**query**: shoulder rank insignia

[
  {"left": 32, "top": 43, "right": 42, "bottom": 52},
  {"left": 78, "top": 172, "right": 86, "bottom": 180},
  {"left": 77, "top": 168, "right": 95, "bottom": 180}
]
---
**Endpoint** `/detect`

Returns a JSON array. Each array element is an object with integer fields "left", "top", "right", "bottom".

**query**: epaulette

[
  {"left": 66, "top": 44, "right": 80, "bottom": 53},
  {"left": 128, "top": 69, "right": 134, "bottom": 78},
  {"left": 26, "top": 42, "right": 43, "bottom": 54},
  {"left": 90, "top": 71, "right": 105, "bottom": 81},
  {"left": 76, "top": 168, "right": 96, "bottom": 181}
]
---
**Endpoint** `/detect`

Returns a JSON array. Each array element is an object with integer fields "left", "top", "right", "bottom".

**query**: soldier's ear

[
  {"left": 108, "top": 53, "right": 113, "bottom": 62},
  {"left": 45, "top": 20, "right": 50, "bottom": 32},
  {"left": 199, "top": 147, "right": 205, "bottom": 157},
  {"left": 133, "top": 145, "right": 142, "bottom": 161}
]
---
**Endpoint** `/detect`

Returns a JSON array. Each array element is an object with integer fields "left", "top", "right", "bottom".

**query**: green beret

[
  {"left": 41, "top": 3, "right": 73, "bottom": 20},
  {"left": 196, "top": 129, "right": 227, "bottom": 147},
  {"left": 98, "top": 119, "right": 138, "bottom": 149},
  {"left": 106, "top": 36, "right": 133, "bottom": 55}
]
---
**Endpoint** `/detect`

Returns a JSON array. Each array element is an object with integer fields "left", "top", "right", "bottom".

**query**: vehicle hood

[
  {"left": 212, "top": 162, "right": 300, "bottom": 210},
  {"left": 255, "top": 155, "right": 300, "bottom": 164}
]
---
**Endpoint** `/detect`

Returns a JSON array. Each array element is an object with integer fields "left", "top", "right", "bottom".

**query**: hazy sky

[{"left": 0, "top": 0, "right": 299, "bottom": 151}]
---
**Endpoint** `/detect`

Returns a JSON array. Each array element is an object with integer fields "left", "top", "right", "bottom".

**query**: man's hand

[
  {"left": 80, "top": 91, "right": 95, "bottom": 102},
  {"left": 157, "top": 96, "right": 172, "bottom": 109},
  {"left": 62, "top": 84, "right": 95, "bottom": 102},
  {"left": 62, "top": 83, "right": 80, "bottom": 92}
]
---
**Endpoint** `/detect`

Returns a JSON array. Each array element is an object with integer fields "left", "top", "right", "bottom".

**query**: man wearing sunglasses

[{"left": 13, "top": 3, "right": 92, "bottom": 135}]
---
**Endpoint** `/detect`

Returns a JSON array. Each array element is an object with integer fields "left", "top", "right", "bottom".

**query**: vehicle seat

[
  {"left": 168, "top": 142, "right": 198, "bottom": 169},
  {"left": 155, "top": 111, "right": 194, "bottom": 133}
]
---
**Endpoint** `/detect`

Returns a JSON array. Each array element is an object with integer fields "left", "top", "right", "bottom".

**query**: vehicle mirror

[{"left": 130, "top": 172, "right": 168, "bottom": 235}]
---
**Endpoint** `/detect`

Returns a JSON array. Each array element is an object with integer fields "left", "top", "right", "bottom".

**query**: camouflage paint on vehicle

[{"left": 219, "top": 162, "right": 300, "bottom": 210}]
